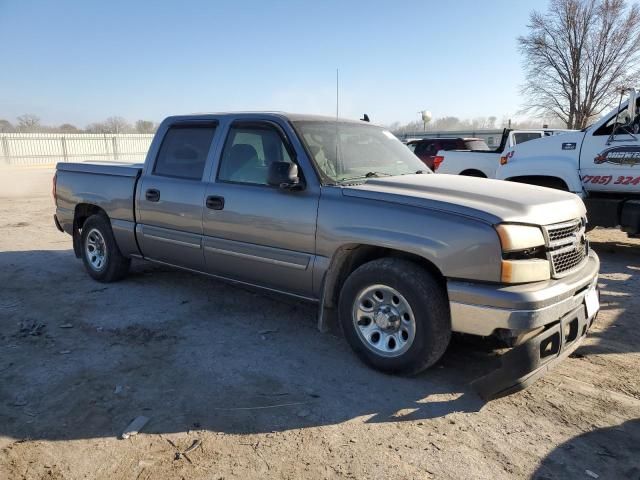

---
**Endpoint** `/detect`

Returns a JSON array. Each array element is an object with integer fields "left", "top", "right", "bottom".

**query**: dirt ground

[{"left": 0, "top": 167, "right": 639, "bottom": 480}]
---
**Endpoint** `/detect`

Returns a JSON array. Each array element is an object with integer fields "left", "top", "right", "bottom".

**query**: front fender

[
  {"left": 316, "top": 191, "right": 504, "bottom": 287},
  {"left": 497, "top": 156, "right": 583, "bottom": 193}
]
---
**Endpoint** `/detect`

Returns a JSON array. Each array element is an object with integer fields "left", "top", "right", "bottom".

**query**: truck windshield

[{"left": 293, "top": 121, "right": 429, "bottom": 183}]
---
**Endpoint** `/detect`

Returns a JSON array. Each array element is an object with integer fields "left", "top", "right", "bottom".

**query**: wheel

[
  {"left": 338, "top": 258, "right": 451, "bottom": 374},
  {"left": 80, "top": 214, "right": 130, "bottom": 282}
]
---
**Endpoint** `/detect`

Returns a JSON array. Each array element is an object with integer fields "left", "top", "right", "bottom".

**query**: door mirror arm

[
  {"left": 267, "top": 162, "right": 304, "bottom": 191},
  {"left": 279, "top": 180, "right": 305, "bottom": 191}
]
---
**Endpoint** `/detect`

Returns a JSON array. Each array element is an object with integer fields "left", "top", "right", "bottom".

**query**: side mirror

[
  {"left": 628, "top": 88, "right": 637, "bottom": 122},
  {"left": 267, "top": 162, "right": 302, "bottom": 190}
]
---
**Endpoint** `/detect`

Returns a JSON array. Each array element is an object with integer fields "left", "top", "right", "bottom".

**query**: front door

[
  {"left": 202, "top": 120, "right": 319, "bottom": 297},
  {"left": 136, "top": 122, "right": 218, "bottom": 271},
  {"left": 580, "top": 101, "right": 640, "bottom": 193}
]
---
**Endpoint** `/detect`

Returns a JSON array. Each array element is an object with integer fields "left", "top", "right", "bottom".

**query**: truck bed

[
  {"left": 55, "top": 162, "right": 142, "bottom": 238},
  {"left": 436, "top": 150, "right": 500, "bottom": 178},
  {"left": 57, "top": 161, "right": 144, "bottom": 177}
]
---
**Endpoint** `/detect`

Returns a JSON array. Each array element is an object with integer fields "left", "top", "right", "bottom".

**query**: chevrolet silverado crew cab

[
  {"left": 497, "top": 89, "right": 640, "bottom": 237},
  {"left": 53, "top": 112, "right": 600, "bottom": 399}
]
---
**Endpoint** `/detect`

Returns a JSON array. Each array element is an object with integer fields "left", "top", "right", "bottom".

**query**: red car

[{"left": 407, "top": 137, "right": 490, "bottom": 170}]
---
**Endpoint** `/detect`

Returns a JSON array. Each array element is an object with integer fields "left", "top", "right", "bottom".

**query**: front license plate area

[{"left": 585, "top": 286, "right": 600, "bottom": 319}]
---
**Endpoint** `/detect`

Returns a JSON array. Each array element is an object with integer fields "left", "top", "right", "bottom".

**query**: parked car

[
  {"left": 53, "top": 112, "right": 600, "bottom": 399},
  {"left": 497, "top": 89, "right": 640, "bottom": 238},
  {"left": 406, "top": 137, "right": 490, "bottom": 170},
  {"left": 436, "top": 128, "right": 574, "bottom": 178}
]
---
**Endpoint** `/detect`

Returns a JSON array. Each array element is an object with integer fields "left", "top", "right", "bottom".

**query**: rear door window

[{"left": 153, "top": 124, "right": 217, "bottom": 180}]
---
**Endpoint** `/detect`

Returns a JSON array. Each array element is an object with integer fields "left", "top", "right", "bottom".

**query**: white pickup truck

[
  {"left": 436, "top": 129, "right": 573, "bottom": 178},
  {"left": 498, "top": 89, "right": 640, "bottom": 237}
]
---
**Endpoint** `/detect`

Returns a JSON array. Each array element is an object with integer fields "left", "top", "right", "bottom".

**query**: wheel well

[
  {"left": 72, "top": 204, "right": 107, "bottom": 258},
  {"left": 74, "top": 203, "right": 107, "bottom": 229},
  {"left": 460, "top": 169, "right": 486, "bottom": 178},
  {"left": 506, "top": 175, "right": 569, "bottom": 191},
  {"left": 323, "top": 245, "right": 446, "bottom": 309}
]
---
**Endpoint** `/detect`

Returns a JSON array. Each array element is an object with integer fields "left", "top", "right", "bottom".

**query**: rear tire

[
  {"left": 338, "top": 258, "right": 451, "bottom": 375},
  {"left": 80, "top": 214, "right": 130, "bottom": 282}
]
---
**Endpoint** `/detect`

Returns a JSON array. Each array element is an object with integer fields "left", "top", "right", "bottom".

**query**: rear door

[
  {"left": 136, "top": 121, "right": 219, "bottom": 270},
  {"left": 201, "top": 119, "right": 319, "bottom": 297}
]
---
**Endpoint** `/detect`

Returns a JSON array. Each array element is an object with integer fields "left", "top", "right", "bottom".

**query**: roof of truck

[
  {"left": 406, "top": 137, "right": 485, "bottom": 143},
  {"left": 173, "top": 111, "right": 370, "bottom": 124}
]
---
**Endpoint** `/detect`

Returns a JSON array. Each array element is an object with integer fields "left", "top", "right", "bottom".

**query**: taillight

[
  {"left": 433, "top": 155, "right": 444, "bottom": 171},
  {"left": 501, "top": 151, "right": 515, "bottom": 165},
  {"left": 52, "top": 172, "right": 57, "bottom": 203}
]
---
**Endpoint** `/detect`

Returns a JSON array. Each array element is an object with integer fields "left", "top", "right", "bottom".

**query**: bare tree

[
  {"left": 58, "top": 123, "right": 79, "bottom": 133},
  {"left": 85, "top": 122, "right": 108, "bottom": 134},
  {"left": 103, "top": 116, "right": 131, "bottom": 134},
  {"left": 16, "top": 114, "right": 41, "bottom": 132},
  {"left": 135, "top": 120, "right": 156, "bottom": 134},
  {"left": 0, "top": 119, "right": 14, "bottom": 133},
  {"left": 519, "top": 0, "right": 640, "bottom": 129}
]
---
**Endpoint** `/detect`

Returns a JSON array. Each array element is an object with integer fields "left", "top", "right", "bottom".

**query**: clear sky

[{"left": 0, "top": 0, "right": 542, "bottom": 127}]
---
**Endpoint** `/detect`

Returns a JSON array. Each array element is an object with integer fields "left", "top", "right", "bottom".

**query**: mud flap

[
  {"left": 72, "top": 217, "right": 82, "bottom": 258},
  {"left": 473, "top": 304, "right": 593, "bottom": 401}
]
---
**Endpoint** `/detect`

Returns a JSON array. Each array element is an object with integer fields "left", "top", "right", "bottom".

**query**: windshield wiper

[
  {"left": 338, "top": 171, "right": 393, "bottom": 182},
  {"left": 364, "top": 171, "right": 392, "bottom": 178}
]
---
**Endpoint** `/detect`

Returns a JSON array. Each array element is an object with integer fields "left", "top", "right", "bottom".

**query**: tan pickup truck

[{"left": 53, "top": 112, "right": 600, "bottom": 399}]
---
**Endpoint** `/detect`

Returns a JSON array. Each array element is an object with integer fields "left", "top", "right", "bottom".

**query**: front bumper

[
  {"left": 448, "top": 250, "right": 599, "bottom": 337},
  {"left": 473, "top": 301, "right": 597, "bottom": 400},
  {"left": 446, "top": 250, "right": 600, "bottom": 400}
]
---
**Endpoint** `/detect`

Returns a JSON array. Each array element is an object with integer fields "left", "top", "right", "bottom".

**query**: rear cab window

[
  {"left": 463, "top": 140, "right": 490, "bottom": 151},
  {"left": 437, "top": 140, "right": 456, "bottom": 150},
  {"left": 512, "top": 132, "right": 543, "bottom": 145},
  {"left": 153, "top": 124, "right": 217, "bottom": 180}
]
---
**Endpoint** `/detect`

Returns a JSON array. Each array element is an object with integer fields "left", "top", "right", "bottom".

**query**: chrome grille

[{"left": 543, "top": 218, "right": 588, "bottom": 277}]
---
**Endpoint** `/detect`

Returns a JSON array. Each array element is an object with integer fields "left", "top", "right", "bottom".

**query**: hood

[{"left": 343, "top": 174, "right": 586, "bottom": 226}]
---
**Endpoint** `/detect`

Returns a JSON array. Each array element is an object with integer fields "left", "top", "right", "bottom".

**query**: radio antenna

[
  {"left": 335, "top": 68, "right": 341, "bottom": 175},
  {"left": 336, "top": 68, "right": 339, "bottom": 119}
]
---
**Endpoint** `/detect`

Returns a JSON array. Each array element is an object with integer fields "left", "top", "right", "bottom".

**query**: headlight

[
  {"left": 501, "top": 259, "right": 550, "bottom": 283},
  {"left": 495, "top": 224, "right": 550, "bottom": 283},
  {"left": 495, "top": 224, "right": 545, "bottom": 251}
]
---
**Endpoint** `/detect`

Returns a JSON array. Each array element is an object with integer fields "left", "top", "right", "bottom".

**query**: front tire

[
  {"left": 338, "top": 258, "right": 451, "bottom": 375},
  {"left": 80, "top": 214, "right": 130, "bottom": 282}
]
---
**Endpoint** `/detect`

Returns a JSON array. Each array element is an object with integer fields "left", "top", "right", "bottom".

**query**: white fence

[{"left": 0, "top": 133, "right": 154, "bottom": 166}]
